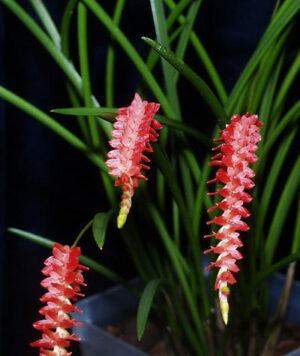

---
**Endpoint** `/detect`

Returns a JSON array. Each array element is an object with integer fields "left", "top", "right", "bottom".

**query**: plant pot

[
  {"left": 73, "top": 273, "right": 300, "bottom": 356},
  {"left": 73, "top": 279, "right": 147, "bottom": 356},
  {"left": 269, "top": 273, "right": 300, "bottom": 326}
]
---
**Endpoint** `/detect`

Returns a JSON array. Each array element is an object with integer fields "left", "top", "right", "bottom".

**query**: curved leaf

[
  {"left": 93, "top": 210, "right": 114, "bottom": 249},
  {"left": 142, "top": 37, "right": 227, "bottom": 127},
  {"left": 51, "top": 107, "right": 211, "bottom": 145},
  {"left": 137, "top": 279, "right": 161, "bottom": 340}
]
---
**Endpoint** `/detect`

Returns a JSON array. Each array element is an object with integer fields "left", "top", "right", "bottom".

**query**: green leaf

[
  {"left": 174, "top": 0, "right": 201, "bottom": 84},
  {"left": 82, "top": 0, "right": 174, "bottom": 117},
  {"left": 106, "top": 0, "right": 127, "bottom": 107},
  {"left": 226, "top": 0, "right": 300, "bottom": 114},
  {"left": 2, "top": 0, "right": 82, "bottom": 93},
  {"left": 78, "top": 2, "right": 101, "bottom": 146},
  {"left": 30, "top": 0, "right": 61, "bottom": 49},
  {"left": 142, "top": 37, "right": 227, "bottom": 127},
  {"left": 255, "top": 129, "right": 298, "bottom": 248},
  {"left": 260, "top": 100, "right": 300, "bottom": 160},
  {"left": 51, "top": 107, "right": 211, "bottom": 145},
  {"left": 291, "top": 191, "right": 300, "bottom": 254},
  {"left": 51, "top": 107, "right": 118, "bottom": 116},
  {"left": 150, "top": 0, "right": 181, "bottom": 119},
  {"left": 164, "top": 0, "right": 227, "bottom": 105},
  {"left": 61, "top": 0, "right": 77, "bottom": 57},
  {"left": 92, "top": 210, "right": 114, "bottom": 249},
  {"left": 137, "top": 279, "right": 161, "bottom": 340},
  {"left": 0, "top": 86, "right": 106, "bottom": 170},
  {"left": 265, "top": 155, "right": 300, "bottom": 264},
  {"left": 252, "top": 250, "right": 300, "bottom": 292}
]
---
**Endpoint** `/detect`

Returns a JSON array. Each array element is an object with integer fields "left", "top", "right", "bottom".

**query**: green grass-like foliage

[{"left": 1, "top": 0, "right": 300, "bottom": 354}]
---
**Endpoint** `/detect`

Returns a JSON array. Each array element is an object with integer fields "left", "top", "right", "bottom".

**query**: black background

[{"left": 0, "top": 0, "right": 286, "bottom": 355}]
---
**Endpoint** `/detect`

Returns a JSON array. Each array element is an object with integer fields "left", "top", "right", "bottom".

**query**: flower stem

[{"left": 72, "top": 219, "right": 94, "bottom": 247}]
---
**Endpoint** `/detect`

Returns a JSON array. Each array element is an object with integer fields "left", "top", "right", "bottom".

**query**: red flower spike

[
  {"left": 30, "top": 243, "right": 89, "bottom": 355},
  {"left": 205, "top": 113, "right": 262, "bottom": 324},
  {"left": 106, "top": 93, "right": 162, "bottom": 228}
]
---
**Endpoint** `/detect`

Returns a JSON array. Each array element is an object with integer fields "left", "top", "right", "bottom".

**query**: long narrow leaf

[
  {"left": 265, "top": 156, "right": 300, "bottom": 264},
  {"left": 30, "top": 0, "right": 61, "bottom": 49},
  {"left": 164, "top": 0, "right": 227, "bottom": 105},
  {"left": 142, "top": 37, "right": 227, "bottom": 127},
  {"left": 105, "top": 0, "right": 126, "bottom": 107},
  {"left": 260, "top": 101, "right": 300, "bottom": 160},
  {"left": 51, "top": 107, "right": 211, "bottom": 145},
  {"left": 78, "top": 2, "right": 102, "bottom": 145},
  {"left": 137, "top": 279, "right": 161, "bottom": 340},
  {"left": 226, "top": 0, "right": 300, "bottom": 114},
  {"left": 174, "top": 0, "right": 201, "bottom": 84},
  {"left": 0, "top": 86, "right": 106, "bottom": 170},
  {"left": 82, "top": 0, "right": 174, "bottom": 117},
  {"left": 150, "top": 0, "right": 181, "bottom": 118},
  {"left": 1, "top": 0, "right": 82, "bottom": 93}
]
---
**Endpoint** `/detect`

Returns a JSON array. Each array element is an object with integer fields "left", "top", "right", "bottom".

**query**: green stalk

[
  {"left": 78, "top": 2, "right": 101, "bottom": 147},
  {"left": 72, "top": 219, "right": 94, "bottom": 247},
  {"left": 0, "top": 86, "right": 105, "bottom": 170},
  {"left": 105, "top": 0, "right": 126, "bottom": 107}
]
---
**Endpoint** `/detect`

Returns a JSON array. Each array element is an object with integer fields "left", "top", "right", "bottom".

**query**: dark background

[{"left": 0, "top": 0, "right": 281, "bottom": 355}]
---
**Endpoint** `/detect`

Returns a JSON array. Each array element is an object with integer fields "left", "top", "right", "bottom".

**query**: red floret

[{"left": 30, "top": 243, "right": 89, "bottom": 355}]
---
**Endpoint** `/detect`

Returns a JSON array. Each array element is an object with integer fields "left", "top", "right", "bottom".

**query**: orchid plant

[{"left": 1, "top": 0, "right": 300, "bottom": 355}]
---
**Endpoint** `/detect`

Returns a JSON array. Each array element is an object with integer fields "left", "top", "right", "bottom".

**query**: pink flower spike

[
  {"left": 205, "top": 113, "right": 262, "bottom": 324},
  {"left": 106, "top": 93, "right": 162, "bottom": 228},
  {"left": 30, "top": 243, "right": 89, "bottom": 355}
]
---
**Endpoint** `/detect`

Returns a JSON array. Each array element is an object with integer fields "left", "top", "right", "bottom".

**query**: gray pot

[{"left": 73, "top": 274, "right": 300, "bottom": 356}]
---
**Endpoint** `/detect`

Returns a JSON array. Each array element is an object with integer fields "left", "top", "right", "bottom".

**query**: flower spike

[
  {"left": 205, "top": 113, "right": 262, "bottom": 324},
  {"left": 106, "top": 93, "right": 162, "bottom": 228},
  {"left": 30, "top": 243, "right": 89, "bottom": 355}
]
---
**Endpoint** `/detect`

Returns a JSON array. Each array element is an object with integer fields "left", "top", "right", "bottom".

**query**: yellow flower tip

[
  {"left": 220, "top": 300, "right": 229, "bottom": 325},
  {"left": 117, "top": 208, "right": 128, "bottom": 229}
]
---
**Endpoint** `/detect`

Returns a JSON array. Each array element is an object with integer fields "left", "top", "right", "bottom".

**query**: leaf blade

[
  {"left": 92, "top": 210, "right": 114, "bottom": 249},
  {"left": 137, "top": 279, "right": 161, "bottom": 340}
]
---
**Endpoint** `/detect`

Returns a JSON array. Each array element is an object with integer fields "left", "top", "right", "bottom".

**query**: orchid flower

[
  {"left": 30, "top": 243, "right": 88, "bottom": 355},
  {"left": 106, "top": 93, "right": 162, "bottom": 228},
  {"left": 205, "top": 113, "right": 263, "bottom": 324}
]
